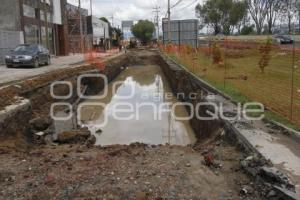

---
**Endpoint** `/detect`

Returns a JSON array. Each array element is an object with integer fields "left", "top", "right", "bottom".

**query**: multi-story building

[
  {"left": 87, "top": 16, "right": 110, "bottom": 50},
  {"left": 0, "top": 0, "right": 69, "bottom": 60}
]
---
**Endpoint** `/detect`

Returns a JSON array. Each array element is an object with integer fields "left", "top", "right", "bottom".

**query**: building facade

[
  {"left": 0, "top": 0, "right": 69, "bottom": 60},
  {"left": 87, "top": 16, "right": 110, "bottom": 50},
  {"left": 122, "top": 21, "right": 134, "bottom": 41}
]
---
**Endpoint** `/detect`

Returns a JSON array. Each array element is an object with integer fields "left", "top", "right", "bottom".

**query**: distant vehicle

[
  {"left": 273, "top": 35, "right": 294, "bottom": 44},
  {"left": 5, "top": 44, "right": 50, "bottom": 68}
]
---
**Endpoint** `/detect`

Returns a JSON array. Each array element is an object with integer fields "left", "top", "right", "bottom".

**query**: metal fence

[
  {"left": 160, "top": 38, "right": 300, "bottom": 127},
  {"left": 0, "top": 30, "right": 23, "bottom": 64},
  {"left": 162, "top": 19, "right": 198, "bottom": 48}
]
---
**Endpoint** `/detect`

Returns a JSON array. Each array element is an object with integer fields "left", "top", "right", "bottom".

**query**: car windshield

[{"left": 14, "top": 45, "right": 37, "bottom": 53}]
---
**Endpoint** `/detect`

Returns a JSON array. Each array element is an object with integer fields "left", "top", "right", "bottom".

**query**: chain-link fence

[{"left": 160, "top": 37, "right": 300, "bottom": 126}]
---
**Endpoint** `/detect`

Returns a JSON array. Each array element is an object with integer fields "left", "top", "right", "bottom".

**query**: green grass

[{"left": 165, "top": 47, "right": 300, "bottom": 131}]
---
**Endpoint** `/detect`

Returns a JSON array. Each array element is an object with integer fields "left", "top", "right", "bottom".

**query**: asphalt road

[
  {"left": 0, "top": 54, "right": 85, "bottom": 87},
  {"left": 0, "top": 50, "right": 121, "bottom": 87}
]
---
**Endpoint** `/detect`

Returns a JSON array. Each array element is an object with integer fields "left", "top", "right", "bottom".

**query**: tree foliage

[
  {"left": 241, "top": 25, "right": 255, "bottom": 35},
  {"left": 280, "top": 0, "right": 298, "bottom": 34},
  {"left": 211, "top": 42, "right": 223, "bottom": 64},
  {"left": 131, "top": 20, "right": 155, "bottom": 45},
  {"left": 196, "top": 0, "right": 247, "bottom": 35},
  {"left": 246, "top": 0, "right": 269, "bottom": 34}
]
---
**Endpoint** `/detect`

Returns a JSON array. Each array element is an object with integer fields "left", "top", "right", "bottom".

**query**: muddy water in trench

[{"left": 79, "top": 65, "right": 196, "bottom": 146}]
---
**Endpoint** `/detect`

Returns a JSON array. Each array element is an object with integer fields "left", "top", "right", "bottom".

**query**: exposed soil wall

[
  {"left": 157, "top": 53, "right": 224, "bottom": 140},
  {"left": 0, "top": 53, "right": 130, "bottom": 148}
]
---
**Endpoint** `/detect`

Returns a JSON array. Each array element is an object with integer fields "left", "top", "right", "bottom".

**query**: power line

[
  {"left": 171, "top": 0, "right": 183, "bottom": 8},
  {"left": 174, "top": 0, "right": 198, "bottom": 12}
]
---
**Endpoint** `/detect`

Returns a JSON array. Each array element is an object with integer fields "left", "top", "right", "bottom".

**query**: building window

[
  {"left": 40, "top": 10, "right": 53, "bottom": 23},
  {"left": 23, "top": 4, "right": 36, "bottom": 18},
  {"left": 41, "top": 27, "right": 54, "bottom": 54},
  {"left": 48, "top": 28, "right": 54, "bottom": 54},
  {"left": 41, "top": 26, "right": 47, "bottom": 47},
  {"left": 24, "top": 25, "right": 39, "bottom": 44}
]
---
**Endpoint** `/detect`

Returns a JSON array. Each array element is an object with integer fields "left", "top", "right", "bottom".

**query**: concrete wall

[{"left": 0, "top": 0, "right": 21, "bottom": 31}]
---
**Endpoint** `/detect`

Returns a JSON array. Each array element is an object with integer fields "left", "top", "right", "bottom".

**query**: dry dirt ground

[{"left": 0, "top": 140, "right": 266, "bottom": 200}]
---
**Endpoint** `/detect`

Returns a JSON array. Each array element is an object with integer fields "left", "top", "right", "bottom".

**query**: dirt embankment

[
  {"left": 0, "top": 140, "right": 267, "bottom": 199},
  {"left": 0, "top": 53, "right": 131, "bottom": 150}
]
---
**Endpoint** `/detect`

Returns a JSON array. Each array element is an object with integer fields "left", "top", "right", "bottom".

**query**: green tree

[
  {"left": 246, "top": 0, "right": 269, "bottom": 35},
  {"left": 196, "top": 0, "right": 247, "bottom": 35},
  {"left": 241, "top": 24, "right": 255, "bottom": 35},
  {"left": 131, "top": 20, "right": 155, "bottom": 45}
]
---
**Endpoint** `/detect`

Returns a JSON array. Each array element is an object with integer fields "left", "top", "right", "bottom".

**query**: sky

[{"left": 67, "top": 0, "right": 202, "bottom": 27}]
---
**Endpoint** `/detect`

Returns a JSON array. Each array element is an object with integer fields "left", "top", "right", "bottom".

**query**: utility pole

[
  {"left": 79, "top": 0, "right": 84, "bottom": 53},
  {"left": 153, "top": 6, "right": 160, "bottom": 42},
  {"left": 167, "top": 0, "right": 171, "bottom": 43},
  {"left": 110, "top": 15, "right": 114, "bottom": 27},
  {"left": 43, "top": 0, "right": 49, "bottom": 50},
  {"left": 90, "top": 0, "right": 93, "bottom": 16}
]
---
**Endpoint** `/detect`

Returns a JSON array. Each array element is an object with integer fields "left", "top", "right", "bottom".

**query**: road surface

[{"left": 0, "top": 50, "right": 121, "bottom": 87}]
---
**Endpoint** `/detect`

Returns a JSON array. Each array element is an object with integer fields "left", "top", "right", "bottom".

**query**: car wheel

[
  {"left": 6, "top": 65, "right": 13, "bottom": 68},
  {"left": 33, "top": 58, "right": 39, "bottom": 68}
]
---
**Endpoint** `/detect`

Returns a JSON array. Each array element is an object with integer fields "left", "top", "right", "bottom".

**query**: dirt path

[{"left": 0, "top": 141, "right": 265, "bottom": 200}]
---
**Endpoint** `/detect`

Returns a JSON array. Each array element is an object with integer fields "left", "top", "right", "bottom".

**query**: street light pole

[{"left": 168, "top": 0, "right": 171, "bottom": 43}]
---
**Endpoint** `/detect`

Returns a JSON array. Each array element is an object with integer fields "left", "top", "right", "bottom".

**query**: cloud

[{"left": 67, "top": 0, "right": 200, "bottom": 27}]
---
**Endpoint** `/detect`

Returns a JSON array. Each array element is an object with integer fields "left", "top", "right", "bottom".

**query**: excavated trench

[
  {"left": 0, "top": 49, "right": 224, "bottom": 148},
  {"left": 80, "top": 65, "right": 197, "bottom": 146},
  {"left": 1, "top": 49, "right": 299, "bottom": 199},
  {"left": 51, "top": 49, "right": 223, "bottom": 146}
]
